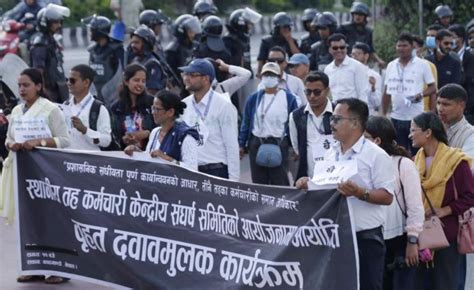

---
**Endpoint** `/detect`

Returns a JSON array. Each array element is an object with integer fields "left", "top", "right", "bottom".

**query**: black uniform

[
  {"left": 88, "top": 40, "right": 124, "bottom": 102},
  {"left": 257, "top": 34, "right": 298, "bottom": 63},
  {"left": 30, "top": 33, "right": 68, "bottom": 103},
  {"left": 337, "top": 22, "right": 374, "bottom": 54},
  {"left": 194, "top": 41, "right": 232, "bottom": 82},
  {"left": 165, "top": 40, "right": 196, "bottom": 81},
  {"left": 132, "top": 52, "right": 166, "bottom": 92},
  {"left": 300, "top": 32, "right": 320, "bottom": 56},
  {"left": 309, "top": 40, "right": 332, "bottom": 71},
  {"left": 223, "top": 33, "right": 251, "bottom": 71}
]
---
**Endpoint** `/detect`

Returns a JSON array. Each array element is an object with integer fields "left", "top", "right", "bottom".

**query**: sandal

[
  {"left": 45, "top": 276, "right": 70, "bottom": 284},
  {"left": 17, "top": 275, "right": 45, "bottom": 283}
]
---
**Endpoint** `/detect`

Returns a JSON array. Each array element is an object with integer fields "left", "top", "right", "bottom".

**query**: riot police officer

[
  {"left": 194, "top": 15, "right": 232, "bottom": 82},
  {"left": 30, "top": 3, "right": 70, "bottom": 103},
  {"left": 84, "top": 15, "right": 124, "bottom": 104},
  {"left": 299, "top": 8, "right": 320, "bottom": 56},
  {"left": 256, "top": 12, "right": 300, "bottom": 77},
  {"left": 434, "top": 5, "right": 453, "bottom": 28},
  {"left": 129, "top": 25, "right": 167, "bottom": 95},
  {"left": 139, "top": 9, "right": 170, "bottom": 58},
  {"left": 338, "top": 1, "right": 385, "bottom": 67},
  {"left": 165, "top": 14, "right": 202, "bottom": 80},
  {"left": 193, "top": 0, "right": 218, "bottom": 21},
  {"left": 223, "top": 7, "right": 262, "bottom": 72},
  {"left": 309, "top": 12, "right": 337, "bottom": 71}
]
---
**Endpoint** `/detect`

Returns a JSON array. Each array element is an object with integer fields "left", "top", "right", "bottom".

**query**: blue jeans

[{"left": 391, "top": 118, "right": 417, "bottom": 156}]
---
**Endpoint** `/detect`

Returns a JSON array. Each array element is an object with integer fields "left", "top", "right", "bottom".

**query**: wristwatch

[
  {"left": 359, "top": 189, "right": 370, "bottom": 201},
  {"left": 40, "top": 139, "right": 47, "bottom": 147},
  {"left": 407, "top": 235, "right": 418, "bottom": 244}
]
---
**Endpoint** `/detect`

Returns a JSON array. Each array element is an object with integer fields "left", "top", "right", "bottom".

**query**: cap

[
  {"left": 261, "top": 62, "right": 281, "bottom": 76},
  {"left": 288, "top": 53, "right": 309, "bottom": 65},
  {"left": 179, "top": 58, "right": 216, "bottom": 82}
]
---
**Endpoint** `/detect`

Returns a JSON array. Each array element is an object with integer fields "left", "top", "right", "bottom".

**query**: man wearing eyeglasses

[
  {"left": 289, "top": 72, "right": 334, "bottom": 180},
  {"left": 296, "top": 98, "right": 395, "bottom": 290},
  {"left": 179, "top": 59, "right": 240, "bottom": 181},
  {"left": 258, "top": 46, "right": 306, "bottom": 107},
  {"left": 323, "top": 33, "right": 369, "bottom": 104}
]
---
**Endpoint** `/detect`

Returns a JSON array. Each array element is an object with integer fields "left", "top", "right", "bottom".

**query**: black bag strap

[
  {"left": 396, "top": 156, "right": 408, "bottom": 218},
  {"left": 421, "top": 186, "right": 438, "bottom": 217},
  {"left": 89, "top": 98, "right": 103, "bottom": 131}
]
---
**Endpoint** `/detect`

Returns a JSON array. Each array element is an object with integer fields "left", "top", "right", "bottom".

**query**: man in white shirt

[
  {"left": 324, "top": 33, "right": 369, "bottom": 103},
  {"left": 63, "top": 64, "right": 112, "bottom": 151},
  {"left": 288, "top": 53, "right": 310, "bottom": 81},
  {"left": 258, "top": 46, "right": 307, "bottom": 107},
  {"left": 289, "top": 71, "right": 333, "bottom": 180},
  {"left": 351, "top": 42, "right": 383, "bottom": 115},
  {"left": 296, "top": 98, "right": 395, "bottom": 290},
  {"left": 382, "top": 32, "right": 436, "bottom": 155},
  {"left": 179, "top": 58, "right": 240, "bottom": 181}
]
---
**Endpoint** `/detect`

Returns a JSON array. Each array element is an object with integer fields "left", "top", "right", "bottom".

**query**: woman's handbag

[
  {"left": 452, "top": 176, "right": 474, "bottom": 254},
  {"left": 418, "top": 187, "right": 450, "bottom": 250}
]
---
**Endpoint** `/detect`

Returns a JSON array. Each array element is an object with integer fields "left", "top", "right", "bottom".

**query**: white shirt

[
  {"left": 447, "top": 118, "right": 474, "bottom": 173},
  {"left": 62, "top": 93, "right": 111, "bottom": 151},
  {"left": 289, "top": 100, "right": 333, "bottom": 177},
  {"left": 324, "top": 56, "right": 369, "bottom": 103},
  {"left": 146, "top": 127, "right": 199, "bottom": 171},
  {"left": 258, "top": 72, "right": 307, "bottom": 107},
  {"left": 384, "top": 56, "right": 435, "bottom": 121},
  {"left": 323, "top": 136, "right": 395, "bottom": 232},
  {"left": 367, "top": 67, "right": 383, "bottom": 116},
  {"left": 252, "top": 90, "right": 288, "bottom": 138},
  {"left": 215, "top": 65, "right": 252, "bottom": 97},
  {"left": 181, "top": 89, "right": 240, "bottom": 181}
]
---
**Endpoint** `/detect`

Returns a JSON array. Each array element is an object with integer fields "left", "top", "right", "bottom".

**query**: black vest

[
  {"left": 89, "top": 42, "right": 122, "bottom": 100},
  {"left": 292, "top": 106, "right": 332, "bottom": 180}
]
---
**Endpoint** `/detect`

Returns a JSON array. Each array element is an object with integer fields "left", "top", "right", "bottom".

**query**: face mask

[
  {"left": 425, "top": 36, "right": 436, "bottom": 49},
  {"left": 261, "top": 76, "right": 279, "bottom": 89}
]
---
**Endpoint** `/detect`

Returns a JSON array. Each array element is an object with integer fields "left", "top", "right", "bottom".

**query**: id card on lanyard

[{"left": 191, "top": 91, "right": 214, "bottom": 144}]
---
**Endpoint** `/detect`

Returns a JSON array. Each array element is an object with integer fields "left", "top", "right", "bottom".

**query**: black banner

[{"left": 15, "top": 149, "right": 358, "bottom": 289}]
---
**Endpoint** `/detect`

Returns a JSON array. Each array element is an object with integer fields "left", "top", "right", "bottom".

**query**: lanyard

[
  {"left": 308, "top": 114, "right": 325, "bottom": 134},
  {"left": 75, "top": 96, "right": 93, "bottom": 117},
  {"left": 259, "top": 92, "right": 277, "bottom": 120},
  {"left": 192, "top": 90, "right": 214, "bottom": 121}
]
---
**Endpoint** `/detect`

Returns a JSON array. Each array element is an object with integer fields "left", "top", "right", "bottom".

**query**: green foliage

[
  {"left": 373, "top": 19, "right": 397, "bottom": 62},
  {"left": 63, "top": 0, "right": 114, "bottom": 26},
  {"left": 252, "top": 0, "right": 290, "bottom": 12}
]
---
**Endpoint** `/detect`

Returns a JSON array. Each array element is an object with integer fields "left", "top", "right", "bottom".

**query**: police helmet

[
  {"left": 435, "top": 5, "right": 453, "bottom": 19},
  {"left": 83, "top": 15, "right": 111, "bottom": 39},
  {"left": 228, "top": 7, "right": 261, "bottom": 33},
  {"left": 173, "top": 14, "right": 202, "bottom": 39},
  {"left": 301, "top": 8, "right": 319, "bottom": 22},
  {"left": 139, "top": 9, "right": 169, "bottom": 28},
  {"left": 202, "top": 15, "right": 223, "bottom": 37},
  {"left": 350, "top": 2, "right": 370, "bottom": 16},
  {"left": 273, "top": 12, "right": 293, "bottom": 28},
  {"left": 131, "top": 25, "right": 156, "bottom": 50},
  {"left": 193, "top": 1, "right": 218, "bottom": 18},
  {"left": 312, "top": 11, "right": 337, "bottom": 32},
  {"left": 37, "top": 3, "right": 70, "bottom": 33}
]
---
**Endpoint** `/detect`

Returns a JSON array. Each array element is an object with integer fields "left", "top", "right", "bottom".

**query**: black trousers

[
  {"left": 384, "top": 234, "right": 417, "bottom": 290},
  {"left": 357, "top": 226, "right": 385, "bottom": 290},
  {"left": 248, "top": 134, "right": 290, "bottom": 186},
  {"left": 198, "top": 163, "right": 229, "bottom": 179}
]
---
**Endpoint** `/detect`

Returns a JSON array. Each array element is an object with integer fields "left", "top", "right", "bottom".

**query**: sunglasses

[
  {"left": 331, "top": 46, "right": 347, "bottom": 51},
  {"left": 267, "top": 58, "right": 286, "bottom": 64},
  {"left": 66, "top": 78, "right": 79, "bottom": 85},
  {"left": 330, "top": 115, "right": 355, "bottom": 124},
  {"left": 304, "top": 88, "right": 323, "bottom": 96}
]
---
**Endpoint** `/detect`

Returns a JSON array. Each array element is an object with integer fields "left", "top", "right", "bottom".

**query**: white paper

[
  {"left": 13, "top": 117, "right": 52, "bottom": 143},
  {"left": 310, "top": 160, "right": 358, "bottom": 190}
]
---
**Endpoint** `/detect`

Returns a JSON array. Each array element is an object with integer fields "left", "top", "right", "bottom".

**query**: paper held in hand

[{"left": 309, "top": 160, "right": 358, "bottom": 190}]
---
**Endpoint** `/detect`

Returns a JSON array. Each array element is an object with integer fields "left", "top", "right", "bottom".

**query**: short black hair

[
  {"left": 436, "top": 29, "right": 452, "bottom": 41},
  {"left": 328, "top": 33, "right": 347, "bottom": 46},
  {"left": 335, "top": 98, "right": 369, "bottom": 130},
  {"left": 268, "top": 45, "right": 287, "bottom": 59},
  {"left": 448, "top": 24, "right": 466, "bottom": 40},
  {"left": 304, "top": 71, "right": 329, "bottom": 87},
  {"left": 412, "top": 34, "right": 424, "bottom": 47},
  {"left": 413, "top": 112, "right": 448, "bottom": 144},
  {"left": 155, "top": 90, "right": 187, "bottom": 117},
  {"left": 427, "top": 24, "right": 443, "bottom": 31},
  {"left": 352, "top": 42, "right": 370, "bottom": 54},
  {"left": 438, "top": 83, "right": 468, "bottom": 103},
  {"left": 397, "top": 32, "right": 414, "bottom": 45},
  {"left": 71, "top": 64, "right": 96, "bottom": 87}
]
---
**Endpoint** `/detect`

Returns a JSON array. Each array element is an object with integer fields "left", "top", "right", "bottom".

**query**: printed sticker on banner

[
  {"left": 309, "top": 159, "right": 358, "bottom": 190},
  {"left": 13, "top": 117, "right": 53, "bottom": 143}
]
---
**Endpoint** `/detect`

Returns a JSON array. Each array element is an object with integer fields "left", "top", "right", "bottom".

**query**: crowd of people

[{"left": 0, "top": 0, "right": 474, "bottom": 289}]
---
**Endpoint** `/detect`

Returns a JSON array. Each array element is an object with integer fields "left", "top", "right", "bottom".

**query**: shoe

[
  {"left": 16, "top": 275, "right": 45, "bottom": 283},
  {"left": 45, "top": 276, "right": 70, "bottom": 284}
]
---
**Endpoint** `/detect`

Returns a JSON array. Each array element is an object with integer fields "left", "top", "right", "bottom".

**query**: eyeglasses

[
  {"left": 330, "top": 115, "right": 356, "bottom": 124},
  {"left": 181, "top": 72, "right": 203, "bottom": 78},
  {"left": 304, "top": 88, "right": 323, "bottom": 96},
  {"left": 267, "top": 58, "right": 286, "bottom": 64},
  {"left": 331, "top": 46, "right": 347, "bottom": 51},
  {"left": 66, "top": 78, "right": 78, "bottom": 85},
  {"left": 151, "top": 106, "right": 166, "bottom": 113}
]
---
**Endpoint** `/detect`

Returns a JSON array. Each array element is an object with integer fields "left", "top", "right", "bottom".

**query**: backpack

[{"left": 89, "top": 99, "right": 121, "bottom": 151}]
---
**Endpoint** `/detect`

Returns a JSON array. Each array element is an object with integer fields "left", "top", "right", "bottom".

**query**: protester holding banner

[
  {"left": 111, "top": 63, "right": 155, "bottom": 150},
  {"left": 239, "top": 62, "right": 298, "bottom": 186},
  {"left": 296, "top": 98, "right": 395, "bottom": 290},
  {"left": 124, "top": 90, "right": 200, "bottom": 170},
  {"left": 365, "top": 116, "right": 424, "bottom": 290},
  {"left": 409, "top": 112, "right": 474, "bottom": 290},
  {"left": 289, "top": 71, "right": 333, "bottom": 180}
]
